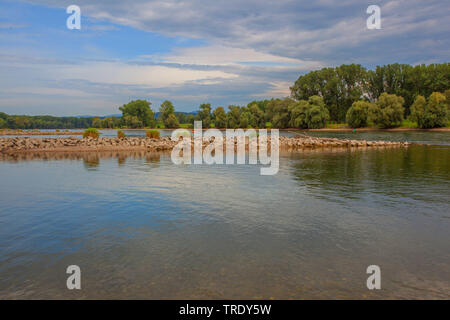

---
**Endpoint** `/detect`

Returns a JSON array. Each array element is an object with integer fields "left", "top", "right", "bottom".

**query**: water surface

[{"left": 0, "top": 134, "right": 449, "bottom": 299}]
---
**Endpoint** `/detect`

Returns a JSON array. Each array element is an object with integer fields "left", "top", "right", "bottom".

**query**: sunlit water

[{"left": 0, "top": 133, "right": 449, "bottom": 299}]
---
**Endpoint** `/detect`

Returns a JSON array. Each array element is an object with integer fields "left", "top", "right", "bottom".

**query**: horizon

[{"left": 0, "top": 0, "right": 448, "bottom": 116}]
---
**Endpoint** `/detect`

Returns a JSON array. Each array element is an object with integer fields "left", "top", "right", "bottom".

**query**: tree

[
  {"left": 159, "top": 100, "right": 179, "bottom": 128},
  {"left": 119, "top": 100, "right": 154, "bottom": 127},
  {"left": 288, "top": 100, "right": 309, "bottom": 129},
  {"left": 369, "top": 93, "right": 405, "bottom": 128},
  {"left": 305, "top": 96, "right": 329, "bottom": 129},
  {"left": 197, "top": 103, "right": 212, "bottom": 128},
  {"left": 227, "top": 105, "right": 241, "bottom": 128},
  {"left": 165, "top": 113, "right": 180, "bottom": 128},
  {"left": 247, "top": 103, "right": 265, "bottom": 128},
  {"left": 266, "top": 98, "right": 293, "bottom": 129},
  {"left": 122, "top": 115, "right": 143, "bottom": 128},
  {"left": 213, "top": 107, "right": 227, "bottom": 128},
  {"left": 412, "top": 92, "right": 448, "bottom": 128},
  {"left": 239, "top": 110, "right": 252, "bottom": 128},
  {"left": 346, "top": 101, "right": 373, "bottom": 128},
  {"left": 409, "top": 95, "right": 427, "bottom": 124}
]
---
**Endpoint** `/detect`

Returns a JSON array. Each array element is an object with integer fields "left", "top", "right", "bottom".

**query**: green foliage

[
  {"left": 291, "top": 63, "right": 450, "bottom": 121},
  {"left": 119, "top": 100, "right": 154, "bottom": 127},
  {"left": 305, "top": 96, "right": 330, "bottom": 129},
  {"left": 159, "top": 100, "right": 180, "bottom": 128},
  {"left": 83, "top": 128, "right": 100, "bottom": 139},
  {"left": 197, "top": 103, "right": 212, "bottom": 128},
  {"left": 146, "top": 130, "right": 160, "bottom": 139},
  {"left": 411, "top": 92, "right": 448, "bottom": 128},
  {"left": 0, "top": 112, "right": 94, "bottom": 129},
  {"left": 117, "top": 130, "right": 125, "bottom": 139},
  {"left": 409, "top": 95, "right": 427, "bottom": 123},
  {"left": 227, "top": 105, "right": 241, "bottom": 128},
  {"left": 92, "top": 116, "right": 121, "bottom": 128},
  {"left": 213, "top": 107, "right": 227, "bottom": 128},
  {"left": 369, "top": 93, "right": 405, "bottom": 128},
  {"left": 165, "top": 113, "right": 180, "bottom": 128},
  {"left": 288, "top": 100, "right": 309, "bottom": 128},
  {"left": 346, "top": 101, "right": 373, "bottom": 128}
]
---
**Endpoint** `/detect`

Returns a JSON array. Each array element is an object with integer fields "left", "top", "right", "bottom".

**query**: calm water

[{"left": 0, "top": 133, "right": 449, "bottom": 299}]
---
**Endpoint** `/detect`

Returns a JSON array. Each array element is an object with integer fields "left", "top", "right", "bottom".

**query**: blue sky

[{"left": 0, "top": 0, "right": 449, "bottom": 116}]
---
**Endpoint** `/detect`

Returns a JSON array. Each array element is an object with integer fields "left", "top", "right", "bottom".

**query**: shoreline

[
  {"left": 1, "top": 127, "right": 448, "bottom": 136},
  {"left": 0, "top": 136, "right": 411, "bottom": 154}
]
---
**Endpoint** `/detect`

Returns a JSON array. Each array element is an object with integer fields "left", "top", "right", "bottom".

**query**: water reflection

[{"left": 0, "top": 146, "right": 449, "bottom": 299}]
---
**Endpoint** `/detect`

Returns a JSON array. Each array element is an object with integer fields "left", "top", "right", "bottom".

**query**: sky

[{"left": 0, "top": 0, "right": 448, "bottom": 116}]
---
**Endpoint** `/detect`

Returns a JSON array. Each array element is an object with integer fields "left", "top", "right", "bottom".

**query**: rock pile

[{"left": 0, "top": 136, "right": 410, "bottom": 153}]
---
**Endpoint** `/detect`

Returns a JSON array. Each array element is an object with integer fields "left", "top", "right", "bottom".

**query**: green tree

[
  {"left": 213, "top": 107, "right": 227, "bottom": 128},
  {"left": 369, "top": 93, "right": 405, "bottom": 128},
  {"left": 288, "top": 100, "right": 309, "bottom": 129},
  {"left": 159, "top": 100, "right": 175, "bottom": 126},
  {"left": 409, "top": 95, "right": 427, "bottom": 124},
  {"left": 414, "top": 92, "right": 448, "bottom": 128},
  {"left": 346, "top": 101, "right": 373, "bottom": 128},
  {"left": 305, "top": 96, "right": 329, "bottom": 129},
  {"left": 227, "top": 105, "right": 241, "bottom": 128},
  {"left": 197, "top": 103, "right": 212, "bottom": 128},
  {"left": 119, "top": 100, "right": 154, "bottom": 127},
  {"left": 165, "top": 113, "right": 180, "bottom": 128}
]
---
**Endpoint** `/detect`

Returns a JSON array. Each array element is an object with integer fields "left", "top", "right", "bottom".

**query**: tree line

[{"left": 0, "top": 63, "right": 448, "bottom": 130}]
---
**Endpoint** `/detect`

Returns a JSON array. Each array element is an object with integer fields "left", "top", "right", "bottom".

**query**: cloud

[
  {"left": 23, "top": 0, "right": 450, "bottom": 62},
  {"left": 1, "top": 0, "right": 448, "bottom": 115}
]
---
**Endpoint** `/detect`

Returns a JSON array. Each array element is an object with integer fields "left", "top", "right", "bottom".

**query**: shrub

[
  {"left": 411, "top": 92, "right": 448, "bottom": 128},
  {"left": 146, "top": 129, "right": 160, "bottom": 139},
  {"left": 346, "top": 101, "right": 372, "bottom": 128},
  {"left": 83, "top": 128, "right": 100, "bottom": 139},
  {"left": 369, "top": 93, "right": 404, "bottom": 128},
  {"left": 117, "top": 130, "right": 126, "bottom": 138}
]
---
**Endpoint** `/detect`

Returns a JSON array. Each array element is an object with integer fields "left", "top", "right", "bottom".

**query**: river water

[{"left": 0, "top": 132, "right": 449, "bottom": 299}]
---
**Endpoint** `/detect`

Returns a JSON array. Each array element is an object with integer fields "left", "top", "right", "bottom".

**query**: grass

[
  {"left": 146, "top": 129, "right": 160, "bottom": 139},
  {"left": 326, "top": 122, "right": 348, "bottom": 129},
  {"left": 83, "top": 128, "right": 100, "bottom": 138},
  {"left": 399, "top": 120, "right": 418, "bottom": 129}
]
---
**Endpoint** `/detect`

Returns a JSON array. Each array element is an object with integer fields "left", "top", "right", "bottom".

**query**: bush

[
  {"left": 369, "top": 93, "right": 404, "bottom": 128},
  {"left": 146, "top": 129, "right": 160, "bottom": 139},
  {"left": 117, "top": 130, "right": 126, "bottom": 138},
  {"left": 346, "top": 101, "right": 372, "bottom": 128},
  {"left": 305, "top": 96, "right": 329, "bottom": 129},
  {"left": 83, "top": 128, "right": 100, "bottom": 138},
  {"left": 411, "top": 92, "right": 448, "bottom": 128}
]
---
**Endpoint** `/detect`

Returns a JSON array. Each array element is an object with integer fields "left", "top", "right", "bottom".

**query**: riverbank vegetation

[{"left": 0, "top": 63, "right": 448, "bottom": 130}]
